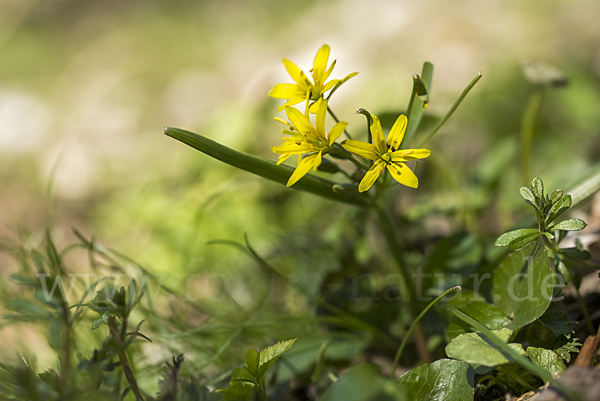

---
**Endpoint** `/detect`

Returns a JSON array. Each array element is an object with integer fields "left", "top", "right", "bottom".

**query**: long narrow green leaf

[
  {"left": 416, "top": 71, "right": 483, "bottom": 148},
  {"left": 403, "top": 62, "right": 434, "bottom": 148},
  {"left": 164, "top": 127, "right": 373, "bottom": 208}
]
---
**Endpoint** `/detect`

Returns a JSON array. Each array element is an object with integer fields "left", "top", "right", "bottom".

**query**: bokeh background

[{"left": 1, "top": 0, "right": 600, "bottom": 393}]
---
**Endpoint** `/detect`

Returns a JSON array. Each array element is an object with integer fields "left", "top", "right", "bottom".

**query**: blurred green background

[{"left": 1, "top": 0, "right": 600, "bottom": 391}]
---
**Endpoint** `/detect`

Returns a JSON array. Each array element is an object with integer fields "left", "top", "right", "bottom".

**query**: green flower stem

[
  {"left": 108, "top": 316, "right": 145, "bottom": 401},
  {"left": 447, "top": 306, "right": 582, "bottom": 401},
  {"left": 391, "top": 286, "right": 461, "bottom": 378},
  {"left": 416, "top": 71, "right": 483, "bottom": 148},
  {"left": 327, "top": 105, "right": 352, "bottom": 139},
  {"left": 331, "top": 143, "right": 369, "bottom": 171},
  {"left": 520, "top": 87, "right": 545, "bottom": 186},
  {"left": 375, "top": 206, "right": 431, "bottom": 362}
]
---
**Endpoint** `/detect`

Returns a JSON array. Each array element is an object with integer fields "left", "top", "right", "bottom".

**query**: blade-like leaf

[
  {"left": 495, "top": 229, "right": 540, "bottom": 250},
  {"left": 403, "top": 62, "right": 433, "bottom": 148},
  {"left": 165, "top": 127, "right": 373, "bottom": 208}
]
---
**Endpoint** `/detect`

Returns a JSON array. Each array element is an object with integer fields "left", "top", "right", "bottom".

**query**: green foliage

[
  {"left": 216, "top": 339, "right": 296, "bottom": 401},
  {"left": 396, "top": 359, "right": 474, "bottom": 401},
  {"left": 320, "top": 364, "right": 406, "bottom": 401}
]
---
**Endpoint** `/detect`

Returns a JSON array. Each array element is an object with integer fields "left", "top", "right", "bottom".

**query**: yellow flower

[
  {"left": 342, "top": 114, "right": 430, "bottom": 192},
  {"left": 268, "top": 44, "right": 358, "bottom": 113},
  {"left": 272, "top": 100, "right": 347, "bottom": 186}
]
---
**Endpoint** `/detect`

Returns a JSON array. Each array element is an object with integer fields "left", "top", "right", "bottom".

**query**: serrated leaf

[
  {"left": 397, "top": 359, "right": 474, "bottom": 401},
  {"left": 550, "top": 218, "right": 587, "bottom": 232},
  {"left": 257, "top": 339, "right": 296, "bottom": 378},
  {"left": 446, "top": 328, "right": 524, "bottom": 367},
  {"left": 495, "top": 229, "right": 540, "bottom": 250},
  {"left": 545, "top": 194, "right": 572, "bottom": 225},
  {"left": 244, "top": 349, "right": 259, "bottom": 377},
  {"left": 520, "top": 187, "right": 536, "bottom": 204},
  {"left": 531, "top": 177, "right": 544, "bottom": 199},
  {"left": 538, "top": 304, "right": 577, "bottom": 337},
  {"left": 526, "top": 347, "right": 566, "bottom": 378},
  {"left": 320, "top": 364, "right": 406, "bottom": 401},
  {"left": 554, "top": 339, "right": 582, "bottom": 363},
  {"left": 164, "top": 127, "right": 373, "bottom": 208}
]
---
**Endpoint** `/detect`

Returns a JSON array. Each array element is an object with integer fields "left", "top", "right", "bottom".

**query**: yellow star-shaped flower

[
  {"left": 342, "top": 114, "right": 430, "bottom": 192},
  {"left": 271, "top": 100, "right": 347, "bottom": 186},
  {"left": 268, "top": 44, "right": 358, "bottom": 113}
]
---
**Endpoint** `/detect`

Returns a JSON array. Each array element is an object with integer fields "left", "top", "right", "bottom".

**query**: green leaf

[
  {"left": 550, "top": 189, "right": 563, "bottom": 203},
  {"left": 526, "top": 347, "right": 566, "bottom": 378},
  {"left": 492, "top": 245, "right": 553, "bottom": 328},
  {"left": 215, "top": 382, "right": 253, "bottom": 401},
  {"left": 554, "top": 339, "right": 582, "bottom": 363},
  {"left": 446, "top": 328, "right": 525, "bottom": 367},
  {"left": 244, "top": 349, "right": 259, "bottom": 378},
  {"left": 257, "top": 339, "right": 296, "bottom": 378},
  {"left": 230, "top": 368, "right": 255, "bottom": 385},
  {"left": 545, "top": 194, "right": 572, "bottom": 225},
  {"left": 403, "top": 62, "right": 433, "bottom": 148},
  {"left": 5, "top": 298, "right": 52, "bottom": 318},
  {"left": 320, "top": 364, "right": 406, "bottom": 401},
  {"left": 507, "top": 245, "right": 553, "bottom": 330},
  {"left": 9, "top": 274, "right": 40, "bottom": 287},
  {"left": 531, "top": 177, "right": 544, "bottom": 199},
  {"left": 495, "top": 229, "right": 540, "bottom": 250},
  {"left": 91, "top": 318, "right": 103, "bottom": 330},
  {"left": 538, "top": 304, "right": 577, "bottom": 337},
  {"left": 448, "top": 301, "right": 510, "bottom": 339},
  {"left": 550, "top": 218, "right": 587, "bottom": 231},
  {"left": 164, "top": 127, "right": 372, "bottom": 208},
  {"left": 520, "top": 186, "right": 536, "bottom": 204},
  {"left": 397, "top": 359, "right": 474, "bottom": 401}
]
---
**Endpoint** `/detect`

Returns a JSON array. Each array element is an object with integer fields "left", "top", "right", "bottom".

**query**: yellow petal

[
  {"left": 269, "top": 84, "right": 302, "bottom": 99},
  {"left": 391, "top": 149, "right": 431, "bottom": 162},
  {"left": 322, "top": 79, "right": 340, "bottom": 93},
  {"left": 387, "top": 114, "right": 407, "bottom": 150},
  {"left": 359, "top": 160, "right": 385, "bottom": 192},
  {"left": 312, "top": 45, "right": 330, "bottom": 84},
  {"left": 370, "top": 115, "right": 386, "bottom": 154},
  {"left": 277, "top": 97, "right": 305, "bottom": 112},
  {"left": 341, "top": 140, "right": 378, "bottom": 160},
  {"left": 386, "top": 162, "right": 418, "bottom": 188},
  {"left": 328, "top": 121, "right": 348, "bottom": 145},
  {"left": 313, "top": 150, "right": 323, "bottom": 170},
  {"left": 315, "top": 99, "right": 328, "bottom": 136},
  {"left": 287, "top": 153, "right": 318, "bottom": 186},
  {"left": 285, "top": 106, "right": 317, "bottom": 136},
  {"left": 282, "top": 59, "right": 309, "bottom": 87},
  {"left": 323, "top": 58, "right": 336, "bottom": 81}
]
